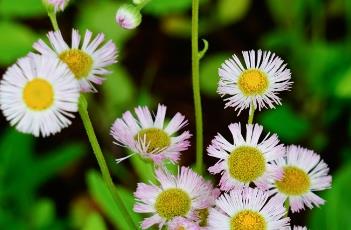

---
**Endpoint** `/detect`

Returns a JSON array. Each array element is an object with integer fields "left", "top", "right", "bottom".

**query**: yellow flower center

[
  {"left": 23, "top": 78, "right": 54, "bottom": 111},
  {"left": 177, "top": 227, "right": 185, "bottom": 230},
  {"left": 59, "top": 49, "right": 93, "bottom": 79},
  {"left": 134, "top": 128, "right": 171, "bottom": 153},
  {"left": 155, "top": 188, "right": 191, "bottom": 220},
  {"left": 238, "top": 69, "right": 269, "bottom": 96},
  {"left": 231, "top": 210, "right": 266, "bottom": 230},
  {"left": 228, "top": 146, "right": 266, "bottom": 183},
  {"left": 276, "top": 166, "right": 311, "bottom": 196},
  {"left": 198, "top": 208, "right": 209, "bottom": 226}
]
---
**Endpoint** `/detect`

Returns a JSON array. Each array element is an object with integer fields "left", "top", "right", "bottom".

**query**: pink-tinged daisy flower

[
  {"left": 168, "top": 217, "right": 201, "bottom": 230},
  {"left": 33, "top": 29, "right": 117, "bottom": 92},
  {"left": 218, "top": 50, "right": 292, "bottom": 114},
  {"left": 111, "top": 104, "right": 191, "bottom": 164},
  {"left": 268, "top": 145, "right": 332, "bottom": 213},
  {"left": 134, "top": 167, "right": 212, "bottom": 229},
  {"left": 207, "top": 123, "right": 284, "bottom": 191},
  {"left": 44, "top": 0, "right": 69, "bottom": 12},
  {"left": 208, "top": 187, "right": 290, "bottom": 230},
  {"left": 0, "top": 54, "right": 79, "bottom": 137},
  {"left": 292, "top": 226, "right": 307, "bottom": 230},
  {"left": 116, "top": 4, "right": 142, "bottom": 29}
]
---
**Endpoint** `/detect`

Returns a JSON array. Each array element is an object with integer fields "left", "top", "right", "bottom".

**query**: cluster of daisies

[
  {"left": 109, "top": 50, "right": 331, "bottom": 229},
  {"left": 0, "top": 24, "right": 117, "bottom": 136}
]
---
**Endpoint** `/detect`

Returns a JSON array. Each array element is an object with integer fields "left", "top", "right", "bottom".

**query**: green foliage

[
  {"left": 200, "top": 53, "right": 231, "bottom": 97},
  {"left": 144, "top": 0, "right": 192, "bottom": 16},
  {"left": 0, "top": 0, "right": 46, "bottom": 18},
  {"left": 0, "top": 21, "right": 38, "bottom": 66},
  {"left": 309, "top": 161, "right": 351, "bottom": 229},
  {"left": 216, "top": 0, "right": 251, "bottom": 25},
  {"left": 86, "top": 170, "right": 142, "bottom": 230},
  {"left": 259, "top": 104, "right": 310, "bottom": 143},
  {"left": 0, "top": 129, "right": 85, "bottom": 229},
  {"left": 83, "top": 212, "right": 107, "bottom": 230}
]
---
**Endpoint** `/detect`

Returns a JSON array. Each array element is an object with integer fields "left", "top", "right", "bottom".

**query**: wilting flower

[
  {"left": 208, "top": 187, "right": 290, "bottom": 230},
  {"left": 0, "top": 54, "right": 79, "bottom": 137},
  {"left": 42, "top": 0, "right": 69, "bottom": 12},
  {"left": 269, "top": 145, "right": 332, "bottom": 213},
  {"left": 111, "top": 104, "right": 191, "bottom": 164},
  {"left": 207, "top": 123, "right": 284, "bottom": 191},
  {"left": 218, "top": 50, "right": 292, "bottom": 114},
  {"left": 33, "top": 29, "right": 117, "bottom": 92},
  {"left": 116, "top": 4, "right": 142, "bottom": 29},
  {"left": 134, "top": 167, "right": 213, "bottom": 229}
]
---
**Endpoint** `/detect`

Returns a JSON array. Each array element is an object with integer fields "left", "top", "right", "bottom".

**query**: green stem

[
  {"left": 78, "top": 96, "right": 136, "bottom": 229},
  {"left": 284, "top": 199, "right": 290, "bottom": 217},
  {"left": 192, "top": 0, "right": 204, "bottom": 175},
  {"left": 48, "top": 12, "right": 59, "bottom": 31},
  {"left": 248, "top": 101, "right": 255, "bottom": 124}
]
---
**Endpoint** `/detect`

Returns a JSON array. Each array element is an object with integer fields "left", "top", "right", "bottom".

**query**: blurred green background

[{"left": 0, "top": 0, "right": 350, "bottom": 229}]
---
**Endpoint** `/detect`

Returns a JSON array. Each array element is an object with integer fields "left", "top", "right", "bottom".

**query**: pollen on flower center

[
  {"left": 59, "top": 49, "right": 93, "bottom": 79},
  {"left": 238, "top": 69, "right": 269, "bottom": 96},
  {"left": 135, "top": 128, "right": 171, "bottom": 153},
  {"left": 228, "top": 146, "right": 266, "bottom": 183},
  {"left": 198, "top": 208, "right": 209, "bottom": 226},
  {"left": 23, "top": 78, "right": 54, "bottom": 111},
  {"left": 276, "top": 166, "right": 310, "bottom": 195},
  {"left": 155, "top": 188, "right": 191, "bottom": 220},
  {"left": 230, "top": 210, "right": 266, "bottom": 230}
]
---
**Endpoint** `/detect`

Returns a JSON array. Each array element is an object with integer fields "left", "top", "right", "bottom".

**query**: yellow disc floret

[
  {"left": 135, "top": 128, "right": 171, "bottom": 153},
  {"left": 238, "top": 69, "right": 269, "bottom": 96},
  {"left": 228, "top": 146, "right": 266, "bottom": 183},
  {"left": 230, "top": 210, "right": 266, "bottom": 230},
  {"left": 59, "top": 49, "right": 93, "bottom": 79},
  {"left": 155, "top": 188, "right": 191, "bottom": 220},
  {"left": 276, "top": 166, "right": 310, "bottom": 196},
  {"left": 23, "top": 78, "right": 54, "bottom": 111}
]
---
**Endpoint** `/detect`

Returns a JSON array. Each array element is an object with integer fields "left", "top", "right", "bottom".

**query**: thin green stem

[
  {"left": 78, "top": 96, "right": 136, "bottom": 229},
  {"left": 48, "top": 12, "right": 59, "bottom": 31},
  {"left": 248, "top": 101, "right": 255, "bottom": 124},
  {"left": 192, "top": 0, "right": 203, "bottom": 175},
  {"left": 284, "top": 199, "right": 290, "bottom": 217}
]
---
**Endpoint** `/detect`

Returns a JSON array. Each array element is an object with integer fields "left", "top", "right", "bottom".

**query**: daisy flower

[
  {"left": 208, "top": 187, "right": 290, "bottom": 230},
  {"left": 168, "top": 217, "right": 201, "bottom": 230},
  {"left": 44, "top": 0, "right": 69, "bottom": 12},
  {"left": 33, "top": 29, "right": 117, "bottom": 92},
  {"left": 111, "top": 104, "right": 191, "bottom": 164},
  {"left": 292, "top": 226, "right": 307, "bottom": 230},
  {"left": 116, "top": 4, "right": 142, "bottom": 29},
  {"left": 207, "top": 123, "right": 284, "bottom": 191},
  {"left": 134, "top": 167, "right": 212, "bottom": 229},
  {"left": 269, "top": 145, "right": 332, "bottom": 213},
  {"left": 0, "top": 54, "right": 79, "bottom": 137},
  {"left": 218, "top": 50, "right": 292, "bottom": 114}
]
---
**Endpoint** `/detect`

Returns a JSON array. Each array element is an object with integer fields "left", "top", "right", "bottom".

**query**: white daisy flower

[
  {"left": 134, "top": 167, "right": 212, "bottom": 229},
  {"left": 218, "top": 50, "right": 292, "bottom": 114},
  {"left": 111, "top": 104, "right": 191, "bottom": 164},
  {"left": 207, "top": 123, "right": 284, "bottom": 191},
  {"left": 0, "top": 54, "right": 80, "bottom": 137},
  {"left": 33, "top": 29, "right": 117, "bottom": 92},
  {"left": 208, "top": 187, "right": 290, "bottom": 230},
  {"left": 269, "top": 145, "right": 332, "bottom": 213}
]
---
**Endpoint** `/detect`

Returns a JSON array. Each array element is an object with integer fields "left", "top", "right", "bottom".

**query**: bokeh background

[{"left": 0, "top": 0, "right": 350, "bottom": 229}]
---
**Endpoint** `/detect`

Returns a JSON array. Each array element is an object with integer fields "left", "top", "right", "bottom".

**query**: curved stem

[
  {"left": 192, "top": 0, "right": 204, "bottom": 175},
  {"left": 78, "top": 96, "right": 136, "bottom": 229},
  {"left": 248, "top": 101, "right": 255, "bottom": 124}
]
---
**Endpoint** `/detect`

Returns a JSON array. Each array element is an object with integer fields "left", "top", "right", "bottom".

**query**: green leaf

[
  {"left": 216, "top": 0, "right": 251, "bottom": 25},
  {"left": 200, "top": 53, "right": 231, "bottom": 97},
  {"left": 86, "top": 170, "right": 142, "bottom": 230},
  {"left": 76, "top": 0, "right": 134, "bottom": 47},
  {"left": 32, "top": 199, "right": 56, "bottom": 229},
  {"left": 0, "top": 0, "right": 46, "bottom": 18},
  {"left": 309, "top": 161, "right": 351, "bottom": 229},
  {"left": 334, "top": 68, "right": 351, "bottom": 98},
  {"left": 83, "top": 212, "right": 107, "bottom": 230},
  {"left": 129, "top": 151, "right": 156, "bottom": 183},
  {"left": 259, "top": 104, "right": 310, "bottom": 143},
  {"left": 144, "top": 0, "right": 192, "bottom": 16},
  {"left": 0, "top": 21, "right": 38, "bottom": 66}
]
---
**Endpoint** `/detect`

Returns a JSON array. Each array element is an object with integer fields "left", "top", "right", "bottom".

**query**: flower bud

[{"left": 116, "top": 4, "right": 142, "bottom": 30}]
